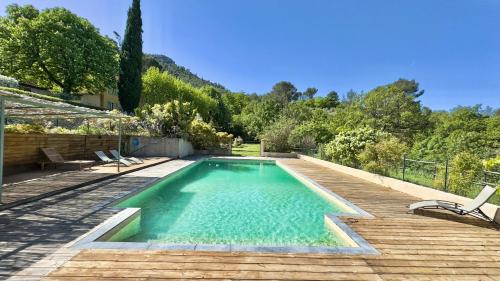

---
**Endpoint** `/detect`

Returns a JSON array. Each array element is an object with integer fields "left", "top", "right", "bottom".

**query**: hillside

[{"left": 145, "top": 54, "right": 227, "bottom": 90}]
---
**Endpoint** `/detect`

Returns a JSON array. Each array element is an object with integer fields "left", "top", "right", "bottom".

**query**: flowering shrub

[
  {"left": 324, "top": 127, "right": 381, "bottom": 167},
  {"left": 0, "top": 74, "right": 19, "bottom": 88},
  {"left": 187, "top": 119, "right": 233, "bottom": 150},
  {"left": 5, "top": 123, "right": 45, "bottom": 134}
]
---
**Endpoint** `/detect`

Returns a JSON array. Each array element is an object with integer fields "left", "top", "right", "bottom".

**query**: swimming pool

[{"left": 74, "top": 158, "right": 377, "bottom": 254}]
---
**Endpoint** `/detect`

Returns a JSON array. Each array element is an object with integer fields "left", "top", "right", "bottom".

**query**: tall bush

[
  {"left": 260, "top": 118, "right": 296, "bottom": 152},
  {"left": 324, "top": 127, "right": 380, "bottom": 167},
  {"left": 448, "top": 152, "right": 483, "bottom": 196},
  {"left": 187, "top": 119, "right": 233, "bottom": 150},
  {"left": 359, "top": 135, "right": 407, "bottom": 175},
  {"left": 141, "top": 68, "right": 216, "bottom": 119}
]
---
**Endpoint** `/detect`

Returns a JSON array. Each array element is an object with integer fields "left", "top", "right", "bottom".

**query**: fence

[{"left": 294, "top": 146, "right": 500, "bottom": 205}]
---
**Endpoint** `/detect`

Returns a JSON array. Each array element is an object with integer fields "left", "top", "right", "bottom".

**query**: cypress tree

[{"left": 118, "top": 0, "right": 143, "bottom": 113}]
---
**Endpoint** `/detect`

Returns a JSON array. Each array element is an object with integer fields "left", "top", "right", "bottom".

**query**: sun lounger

[
  {"left": 110, "top": 149, "right": 143, "bottom": 164},
  {"left": 408, "top": 185, "right": 498, "bottom": 224},
  {"left": 39, "top": 147, "right": 94, "bottom": 170},
  {"left": 95, "top": 151, "right": 132, "bottom": 167}
]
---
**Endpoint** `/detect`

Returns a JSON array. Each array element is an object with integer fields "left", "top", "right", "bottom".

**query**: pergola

[{"left": 0, "top": 89, "right": 129, "bottom": 201}]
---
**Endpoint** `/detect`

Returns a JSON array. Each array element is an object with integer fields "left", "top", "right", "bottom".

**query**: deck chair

[
  {"left": 110, "top": 149, "right": 143, "bottom": 164},
  {"left": 408, "top": 185, "right": 498, "bottom": 224},
  {"left": 95, "top": 151, "right": 132, "bottom": 167},
  {"left": 39, "top": 148, "right": 94, "bottom": 170}
]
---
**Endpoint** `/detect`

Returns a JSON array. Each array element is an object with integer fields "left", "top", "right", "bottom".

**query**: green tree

[
  {"left": 118, "top": 0, "right": 143, "bottom": 113},
  {"left": 0, "top": 4, "right": 118, "bottom": 94},
  {"left": 363, "top": 84, "right": 429, "bottom": 142},
  {"left": 303, "top": 87, "right": 318, "bottom": 99},
  {"left": 269, "top": 81, "right": 300, "bottom": 105},
  {"left": 320, "top": 90, "right": 340, "bottom": 108},
  {"left": 390, "top": 78, "right": 424, "bottom": 98},
  {"left": 201, "top": 86, "right": 232, "bottom": 131}
]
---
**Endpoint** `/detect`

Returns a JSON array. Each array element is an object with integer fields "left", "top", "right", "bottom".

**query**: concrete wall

[
  {"left": 129, "top": 137, "right": 193, "bottom": 158},
  {"left": 298, "top": 154, "right": 500, "bottom": 222}
]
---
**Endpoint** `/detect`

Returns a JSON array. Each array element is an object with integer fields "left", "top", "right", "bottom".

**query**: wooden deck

[
  {"left": 42, "top": 158, "right": 500, "bottom": 281},
  {"left": 0, "top": 157, "right": 170, "bottom": 209}
]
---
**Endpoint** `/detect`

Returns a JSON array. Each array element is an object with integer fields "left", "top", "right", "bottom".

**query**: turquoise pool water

[{"left": 111, "top": 159, "right": 351, "bottom": 247}]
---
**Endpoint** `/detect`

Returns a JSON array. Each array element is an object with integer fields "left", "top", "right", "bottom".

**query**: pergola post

[
  {"left": 0, "top": 98, "right": 5, "bottom": 202},
  {"left": 117, "top": 117, "right": 122, "bottom": 173}
]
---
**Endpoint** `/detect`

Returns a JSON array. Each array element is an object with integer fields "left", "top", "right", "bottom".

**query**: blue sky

[{"left": 1, "top": 0, "right": 499, "bottom": 110}]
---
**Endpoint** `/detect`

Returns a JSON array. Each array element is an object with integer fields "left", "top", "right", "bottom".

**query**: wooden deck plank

[{"left": 6, "top": 158, "right": 499, "bottom": 280}]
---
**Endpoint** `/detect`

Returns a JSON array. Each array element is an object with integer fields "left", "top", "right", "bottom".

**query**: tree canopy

[{"left": 0, "top": 4, "right": 118, "bottom": 94}]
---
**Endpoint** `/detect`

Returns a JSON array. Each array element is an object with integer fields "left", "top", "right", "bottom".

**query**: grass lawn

[{"left": 232, "top": 143, "right": 260, "bottom": 157}]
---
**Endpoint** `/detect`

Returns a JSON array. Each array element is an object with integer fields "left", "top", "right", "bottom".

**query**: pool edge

[{"left": 69, "top": 157, "right": 379, "bottom": 255}]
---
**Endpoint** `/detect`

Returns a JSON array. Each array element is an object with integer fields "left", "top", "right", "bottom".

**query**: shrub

[
  {"left": 5, "top": 123, "right": 45, "bottom": 134},
  {"left": 135, "top": 101, "right": 197, "bottom": 137},
  {"left": 359, "top": 135, "right": 407, "bottom": 175},
  {"left": 260, "top": 118, "right": 296, "bottom": 152},
  {"left": 324, "top": 127, "right": 381, "bottom": 167},
  {"left": 483, "top": 156, "right": 500, "bottom": 172},
  {"left": 448, "top": 152, "right": 483, "bottom": 196},
  {"left": 0, "top": 74, "right": 19, "bottom": 88},
  {"left": 187, "top": 119, "right": 233, "bottom": 150}
]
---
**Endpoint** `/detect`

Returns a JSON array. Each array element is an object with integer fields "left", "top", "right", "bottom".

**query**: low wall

[
  {"left": 298, "top": 154, "right": 500, "bottom": 221},
  {"left": 4, "top": 133, "right": 121, "bottom": 174},
  {"left": 261, "top": 152, "right": 297, "bottom": 158},
  {"left": 129, "top": 137, "right": 193, "bottom": 158}
]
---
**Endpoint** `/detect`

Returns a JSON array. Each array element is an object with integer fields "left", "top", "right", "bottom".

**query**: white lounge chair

[
  {"left": 95, "top": 151, "right": 132, "bottom": 167},
  {"left": 408, "top": 185, "right": 498, "bottom": 224},
  {"left": 110, "top": 149, "right": 143, "bottom": 164}
]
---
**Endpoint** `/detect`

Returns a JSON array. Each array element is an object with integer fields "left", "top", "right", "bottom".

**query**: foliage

[
  {"left": 448, "top": 152, "right": 483, "bottom": 196},
  {"left": 269, "top": 81, "right": 300, "bottom": 105},
  {"left": 201, "top": 86, "right": 231, "bottom": 131},
  {"left": 141, "top": 67, "right": 216, "bottom": 120},
  {"left": 288, "top": 109, "right": 334, "bottom": 149},
  {"left": 410, "top": 106, "right": 495, "bottom": 161},
  {"left": 5, "top": 123, "right": 45, "bottom": 134},
  {"left": 302, "top": 87, "right": 318, "bottom": 99},
  {"left": 0, "top": 4, "right": 118, "bottom": 94},
  {"left": 0, "top": 74, "right": 18, "bottom": 88},
  {"left": 483, "top": 156, "right": 500, "bottom": 172},
  {"left": 324, "top": 127, "right": 381, "bottom": 167},
  {"left": 187, "top": 119, "right": 233, "bottom": 150},
  {"left": 320, "top": 91, "right": 340, "bottom": 108},
  {"left": 135, "top": 101, "right": 196, "bottom": 138},
  {"left": 359, "top": 135, "right": 407, "bottom": 175},
  {"left": 362, "top": 84, "right": 429, "bottom": 142},
  {"left": 261, "top": 117, "right": 297, "bottom": 152},
  {"left": 118, "top": 0, "right": 143, "bottom": 113}
]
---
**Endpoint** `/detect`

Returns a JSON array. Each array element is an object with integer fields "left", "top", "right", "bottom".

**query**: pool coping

[{"left": 68, "top": 156, "right": 379, "bottom": 255}]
